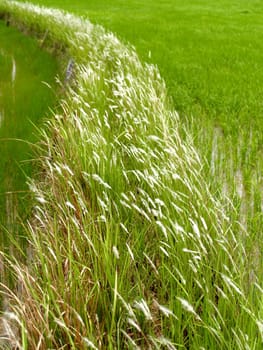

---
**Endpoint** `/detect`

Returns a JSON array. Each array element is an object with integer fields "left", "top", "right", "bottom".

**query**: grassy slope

[
  {"left": 0, "top": 1, "right": 262, "bottom": 349},
  {"left": 17, "top": 0, "right": 263, "bottom": 233}
]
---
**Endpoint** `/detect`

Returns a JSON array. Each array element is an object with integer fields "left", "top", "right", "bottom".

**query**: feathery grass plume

[{"left": 0, "top": 0, "right": 262, "bottom": 348}]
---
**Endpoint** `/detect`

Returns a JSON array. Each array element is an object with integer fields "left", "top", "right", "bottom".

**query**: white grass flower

[
  {"left": 143, "top": 253, "right": 159, "bottom": 275},
  {"left": 127, "top": 317, "right": 142, "bottom": 332},
  {"left": 65, "top": 201, "right": 76, "bottom": 211},
  {"left": 54, "top": 163, "right": 62, "bottom": 175},
  {"left": 97, "top": 197, "right": 108, "bottom": 210},
  {"left": 62, "top": 164, "right": 74, "bottom": 176},
  {"left": 120, "top": 223, "right": 129, "bottom": 233},
  {"left": 156, "top": 220, "right": 168, "bottom": 239},
  {"left": 155, "top": 198, "right": 165, "bottom": 207},
  {"left": 92, "top": 174, "right": 112, "bottom": 189},
  {"left": 11, "top": 57, "right": 16, "bottom": 83},
  {"left": 36, "top": 196, "right": 46, "bottom": 204},
  {"left": 173, "top": 222, "right": 185, "bottom": 233},
  {"left": 200, "top": 216, "right": 208, "bottom": 231},
  {"left": 222, "top": 274, "right": 243, "bottom": 296},
  {"left": 112, "top": 246, "right": 120, "bottom": 259},
  {"left": 82, "top": 337, "right": 98, "bottom": 350},
  {"left": 126, "top": 243, "right": 134, "bottom": 261},
  {"left": 131, "top": 203, "right": 151, "bottom": 222},
  {"left": 177, "top": 297, "right": 201, "bottom": 321},
  {"left": 54, "top": 318, "right": 67, "bottom": 330},
  {"left": 156, "top": 303, "right": 177, "bottom": 319},
  {"left": 98, "top": 215, "right": 107, "bottom": 222},
  {"left": 182, "top": 248, "right": 199, "bottom": 254},
  {"left": 190, "top": 218, "right": 200, "bottom": 238},
  {"left": 120, "top": 200, "right": 131, "bottom": 209},
  {"left": 160, "top": 245, "right": 169, "bottom": 257},
  {"left": 134, "top": 299, "right": 152, "bottom": 321}
]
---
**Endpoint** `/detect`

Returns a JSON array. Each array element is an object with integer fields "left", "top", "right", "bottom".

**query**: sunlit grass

[
  {"left": 0, "top": 1, "right": 262, "bottom": 349},
  {"left": 15, "top": 0, "right": 263, "bottom": 224}
]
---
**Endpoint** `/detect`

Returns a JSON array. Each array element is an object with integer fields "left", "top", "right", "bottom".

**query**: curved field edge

[{"left": 0, "top": 1, "right": 262, "bottom": 349}]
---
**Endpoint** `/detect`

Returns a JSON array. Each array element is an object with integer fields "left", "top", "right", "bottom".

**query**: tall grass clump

[{"left": 0, "top": 1, "right": 262, "bottom": 348}]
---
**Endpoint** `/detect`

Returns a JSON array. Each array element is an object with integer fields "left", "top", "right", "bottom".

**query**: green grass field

[
  {"left": 20, "top": 0, "right": 263, "bottom": 130},
  {"left": 0, "top": 20, "right": 57, "bottom": 238},
  {"left": 0, "top": 0, "right": 263, "bottom": 349},
  {"left": 17, "top": 0, "right": 263, "bottom": 228},
  {"left": 16, "top": 0, "right": 263, "bottom": 134}
]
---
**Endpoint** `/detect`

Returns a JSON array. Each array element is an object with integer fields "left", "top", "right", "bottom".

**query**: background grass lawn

[{"left": 17, "top": 0, "right": 263, "bottom": 132}]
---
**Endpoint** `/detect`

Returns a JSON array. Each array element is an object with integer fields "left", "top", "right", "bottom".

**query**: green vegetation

[
  {"left": 0, "top": 19, "right": 57, "bottom": 236},
  {"left": 0, "top": 0, "right": 262, "bottom": 349},
  {"left": 15, "top": 0, "right": 263, "bottom": 213}
]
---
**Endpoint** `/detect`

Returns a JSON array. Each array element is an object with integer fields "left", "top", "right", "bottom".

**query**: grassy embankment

[
  {"left": 17, "top": 0, "right": 263, "bottom": 233},
  {"left": 0, "top": 1, "right": 262, "bottom": 349}
]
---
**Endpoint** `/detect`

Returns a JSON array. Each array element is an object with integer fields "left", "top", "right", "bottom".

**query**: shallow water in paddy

[{"left": 0, "top": 21, "right": 58, "bottom": 242}]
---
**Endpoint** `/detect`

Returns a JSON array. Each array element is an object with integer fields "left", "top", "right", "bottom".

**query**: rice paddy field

[{"left": 0, "top": 0, "right": 262, "bottom": 349}]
